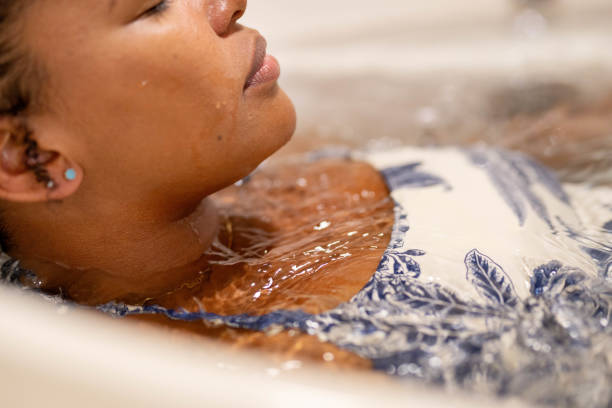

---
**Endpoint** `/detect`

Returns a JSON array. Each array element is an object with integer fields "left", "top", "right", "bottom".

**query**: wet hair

[{"left": 0, "top": 0, "right": 42, "bottom": 252}]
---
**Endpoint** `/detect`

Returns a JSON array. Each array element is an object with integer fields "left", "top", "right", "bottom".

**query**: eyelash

[{"left": 142, "top": 0, "right": 171, "bottom": 18}]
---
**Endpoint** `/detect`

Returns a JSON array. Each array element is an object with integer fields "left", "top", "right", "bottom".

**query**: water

[
  {"left": 2, "top": 82, "right": 611, "bottom": 407},
  {"left": 135, "top": 83, "right": 612, "bottom": 407},
  {"left": 269, "top": 82, "right": 611, "bottom": 407},
  {"left": 281, "top": 79, "right": 612, "bottom": 188},
  {"left": 143, "top": 159, "right": 394, "bottom": 316}
]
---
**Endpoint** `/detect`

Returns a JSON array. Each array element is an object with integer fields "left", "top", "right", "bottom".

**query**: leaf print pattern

[
  {"left": 377, "top": 252, "right": 422, "bottom": 278},
  {"left": 2, "top": 146, "right": 611, "bottom": 408},
  {"left": 465, "top": 249, "right": 519, "bottom": 307},
  {"left": 465, "top": 147, "right": 572, "bottom": 229},
  {"left": 380, "top": 162, "right": 451, "bottom": 191},
  {"left": 530, "top": 260, "right": 563, "bottom": 296},
  {"left": 556, "top": 216, "right": 612, "bottom": 278}
]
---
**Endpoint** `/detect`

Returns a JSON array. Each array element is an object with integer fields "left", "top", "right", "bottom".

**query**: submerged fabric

[{"left": 3, "top": 146, "right": 612, "bottom": 407}]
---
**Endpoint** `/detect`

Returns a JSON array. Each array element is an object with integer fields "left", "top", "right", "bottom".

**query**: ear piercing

[
  {"left": 22, "top": 133, "right": 78, "bottom": 190},
  {"left": 37, "top": 168, "right": 75, "bottom": 190},
  {"left": 23, "top": 134, "right": 56, "bottom": 190},
  {"left": 64, "top": 168, "right": 77, "bottom": 181}
]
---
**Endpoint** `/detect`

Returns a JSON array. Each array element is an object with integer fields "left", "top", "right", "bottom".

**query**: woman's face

[{"left": 23, "top": 0, "right": 295, "bottom": 213}]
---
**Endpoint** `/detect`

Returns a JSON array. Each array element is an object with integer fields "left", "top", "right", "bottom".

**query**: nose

[{"left": 208, "top": 0, "right": 247, "bottom": 36}]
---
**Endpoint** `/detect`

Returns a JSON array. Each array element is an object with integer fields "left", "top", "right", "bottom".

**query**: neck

[{"left": 7, "top": 197, "right": 219, "bottom": 305}]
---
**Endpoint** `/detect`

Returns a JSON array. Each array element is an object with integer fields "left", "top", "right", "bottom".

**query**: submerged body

[
  {"left": 3, "top": 145, "right": 612, "bottom": 407},
  {"left": 0, "top": 1, "right": 610, "bottom": 407},
  {"left": 73, "top": 158, "right": 394, "bottom": 313}
]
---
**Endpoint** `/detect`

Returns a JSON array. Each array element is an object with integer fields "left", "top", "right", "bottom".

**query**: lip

[{"left": 244, "top": 36, "right": 281, "bottom": 91}]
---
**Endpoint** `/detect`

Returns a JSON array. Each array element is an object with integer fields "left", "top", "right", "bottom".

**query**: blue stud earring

[{"left": 64, "top": 168, "right": 77, "bottom": 181}]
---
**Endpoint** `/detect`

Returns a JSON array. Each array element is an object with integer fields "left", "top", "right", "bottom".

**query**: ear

[{"left": 0, "top": 117, "right": 83, "bottom": 203}]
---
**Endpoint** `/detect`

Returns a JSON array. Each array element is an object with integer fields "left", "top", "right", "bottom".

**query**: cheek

[
  {"left": 64, "top": 47, "right": 241, "bottom": 166},
  {"left": 46, "top": 26, "right": 291, "bottom": 195},
  {"left": 197, "top": 88, "right": 296, "bottom": 187},
  {"left": 237, "top": 89, "right": 296, "bottom": 154}
]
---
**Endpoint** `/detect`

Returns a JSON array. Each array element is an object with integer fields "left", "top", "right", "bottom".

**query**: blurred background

[{"left": 243, "top": 0, "right": 612, "bottom": 185}]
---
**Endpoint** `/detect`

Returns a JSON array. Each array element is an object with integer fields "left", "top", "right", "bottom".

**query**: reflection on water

[
  {"left": 109, "top": 139, "right": 611, "bottom": 408},
  {"left": 119, "top": 158, "right": 395, "bottom": 372},
  {"left": 265, "top": 79, "right": 611, "bottom": 407},
  {"left": 146, "top": 159, "right": 394, "bottom": 316},
  {"left": 2, "top": 78, "right": 611, "bottom": 408}
]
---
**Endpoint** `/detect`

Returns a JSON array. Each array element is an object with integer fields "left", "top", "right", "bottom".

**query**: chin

[
  {"left": 267, "top": 88, "right": 296, "bottom": 150},
  {"left": 227, "top": 89, "right": 296, "bottom": 180}
]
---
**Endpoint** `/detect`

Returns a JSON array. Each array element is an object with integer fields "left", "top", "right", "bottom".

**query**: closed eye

[{"left": 140, "top": 0, "right": 171, "bottom": 18}]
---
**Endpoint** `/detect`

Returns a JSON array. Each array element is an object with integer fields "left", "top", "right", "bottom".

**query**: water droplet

[
  {"left": 323, "top": 352, "right": 335, "bottom": 362},
  {"left": 314, "top": 221, "right": 331, "bottom": 231}
]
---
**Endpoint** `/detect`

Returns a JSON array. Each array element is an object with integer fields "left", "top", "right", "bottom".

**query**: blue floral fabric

[{"left": 2, "top": 146, "right": 611, "bottom": 407}]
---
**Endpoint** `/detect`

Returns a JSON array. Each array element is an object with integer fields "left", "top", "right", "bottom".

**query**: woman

[
  {"left": 0, "top": 0, "right": 342, "bottom": 300},
  {"left": 0, "top": 0, "right": 393, "bottom": 363},
  {"left": 1, "top": 1, "right": 611, "bottom": 406}
]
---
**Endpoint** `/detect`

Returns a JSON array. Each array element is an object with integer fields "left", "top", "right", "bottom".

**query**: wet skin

[
  {"left": 143, "top": 158, "right": 394, "bottom": 316},
  {"left": 3, "top": 0, "right": 607, "bottom": 369},
  {"left": 0, "top": 0, "right": 296, "bottom": 298},
  {"left": 0, "top": 1, "right": 392, "bottom": 366},
  {"left": 129, "top": 158, "right": 394, "bottom": 368}
]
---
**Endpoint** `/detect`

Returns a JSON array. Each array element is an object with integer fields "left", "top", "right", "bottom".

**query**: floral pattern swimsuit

[{"left": 3, "top": 146, "right": 611, "bottom": 407}]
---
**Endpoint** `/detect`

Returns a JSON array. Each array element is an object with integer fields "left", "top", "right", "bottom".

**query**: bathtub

[
  {"left": 0, "top": 286, "right": 526, "bottom": 407},
  {"left": 1, "top": 1, "right": 610, "bottom": 406}
]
